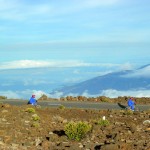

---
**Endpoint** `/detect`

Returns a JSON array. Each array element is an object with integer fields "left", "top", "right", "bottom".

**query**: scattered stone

[
  {"left": 1, "top": 110, "right": 8, "bottom": 113},
  {"left": 1, "top": 118, "right": 7, "bottom": 122},
  {"left": 0, "top": 103, "right": 149, "bottom": 149},
  {"left": 0, "top": 141, "right": 5, "bottom": 145},
  {"left": 126, "top": 140, "right": 133, "bottom": 143},
  {"left": 62, "top": 119, "right": 68, "bottom": 124},
  {"left": 145, "top": 128, "right": 150, "bottom": 132},
  {"left": 35, "top": 137, "right": 41, "bottom": 146},
  {"left": 79, "top": 144, "right": 84, "bottom": 148},
  {"left": 3, "top": 136, "right": 12, "bottom": 144},
  {"left": 121, "top": 139, "right": 125, "bottom": 142},
  {"left": 11, "top": 143, "right": 19, "bottom": 149},
  {"left": 25, "top": 120, "right": 30, "bottom": 124},
  {"left": 49, "top": 132, "right": 54, "bottom": 135},
  {"left": 101, "top": 144, "right": 118, "bottom": 150},
  {"left": 61, "top": 142, "right": 70, "bottom": 147},
  {"left": 109, "top": 115, "right": 113, "bottom": 118},
  {"left": 143, "top": 120, "right": 150, "bottom": 125},
  {"left": 129, "top": 123, "right": 137, "bottom": 133}
]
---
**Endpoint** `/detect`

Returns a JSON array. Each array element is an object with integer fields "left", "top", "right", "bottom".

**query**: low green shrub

[
  {"left": 31, "top": 122, "right": 40, "bottom": 128},
  {"left": 59, "top": 105, "right": 65, "bottom": 110},
  {"left": 124, "top": 109, "right": 134, "bottom": 115},
  {"left": 97, "top": 119, "right": 110, "bottom": 126},
  {"left": 25, "top": 108, "right": 35, "bottom": 113},
  {"left": 0, "top": 96, "right": 7, "bottom": 100},
  {"left": 100, "top": 96, "right": 110, "bottom": 102},
  {"left": 64, "top": 121, "right": 92, "bottom": 141},
  {"left": 32, "top": 115, "right": 40, "bottom": 121}
]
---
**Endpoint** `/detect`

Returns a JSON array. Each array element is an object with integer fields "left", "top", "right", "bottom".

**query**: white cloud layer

[
  {"left": 122, "top": 65, "right": 150, "bottom": 78},
  {"left": 0, "top": 90, "right": 62, "bottom": 99},
  {"left": 0, "top": 90, "right": 20, "bottom": 99},
  {"left": 100, "top": 89, "right": 150, "bottom": 98},
  {"left": 1, "top": 89, "right": 150, "bottom": 100},
  {"left": 0, "top": 60, "right": 134, "bottom": 70},
  {"left": 62, "top": 89, "right": 150, "bottom": 98}
]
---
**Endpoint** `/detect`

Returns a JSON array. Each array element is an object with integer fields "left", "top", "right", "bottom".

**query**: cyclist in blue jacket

[
  {"left": 127, "top": 97, "right": 135, "bottom": 111},
  {"left": 28, "top": 95, "right": 37, "bottom": 105}
]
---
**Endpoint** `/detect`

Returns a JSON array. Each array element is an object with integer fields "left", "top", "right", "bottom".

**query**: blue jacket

[
  {"left": 127, "top": 99, "right": 134, "bottom": 107},
  {"left": 28, "top": 97, "right": 37, "bottom": 105}
]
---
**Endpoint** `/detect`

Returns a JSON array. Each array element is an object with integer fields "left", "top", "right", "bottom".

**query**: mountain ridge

[{"left": 52, "top": 64, "right": 150, "bottom": 96}]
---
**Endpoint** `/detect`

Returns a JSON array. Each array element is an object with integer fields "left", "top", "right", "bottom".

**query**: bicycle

[{"left": 125, "top": 105, "right": 140, "bottom": 112}]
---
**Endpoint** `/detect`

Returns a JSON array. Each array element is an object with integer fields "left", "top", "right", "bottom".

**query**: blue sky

[
  {"left": 0, "top": 0, "right": 150, "bottom": 67},
  {"left": 0, "top": 0, "right": 150, "bottom": 99}
]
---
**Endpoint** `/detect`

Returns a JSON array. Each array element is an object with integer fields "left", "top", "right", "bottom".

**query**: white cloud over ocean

[
  {"left": 58, "top": 89, "right": 150, "bottom": 98},
  {"left": 0, "top": 60, "right": 134, "bottom": 70},
  {"left": 1, "top": 89, "right": 150, "bottom": 100},
  {"left": 122, "top": 65, "right": 150, "bottom": 78},
  {"left": 0, "top": 89, "right": 64, "bottom": 99}
]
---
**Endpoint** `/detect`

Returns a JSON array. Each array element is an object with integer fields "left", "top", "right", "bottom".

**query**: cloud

[
  {"left": 0, "top": 60, "right": 133, "bottom": 70},
  {"left": 118, "top": 62, "right": 133, "bottom": 71},
  {"left": 122, "top": 65, "right": 150, "bottom": 78},
  {"left": 0, "top": 90, "right": 20, "bottom": 99},
  {"left": 0, "top": 0, "right": 53, "bottom": 21},
  {"left": 58, "top": 89, "right": 150, "bottom": 98},
  {"left": 0, "top": 0, "right": 19, "bottom": 11},
  {"left": 100, "top": 89, "right": 150, "bottom": 98},
  {"left": 0, "top": 60, "right": 49, "bottom": 70},
  {"left": 1, "top": 83, "right": 14, "bottom": 87},
  {"left": 1, "top": 88, "right": 150, "bottom": 100},
  {"left": 0, "top": 0, "right": 120, "bottom": 22},
  {"left": 23, "top": 80, "right": 55, "bottom": 86},
  {"left": 0, "top": 0, "right": 24, "bottom": 20},
  {"left": 83, "top": 0, "right": 120, "bottom": 7},
  {"left": 0, "top": 90, "right": 63, "bottom": 99},
  {"left": 63, "top": 77, "right": 84, "bottom": 84}
]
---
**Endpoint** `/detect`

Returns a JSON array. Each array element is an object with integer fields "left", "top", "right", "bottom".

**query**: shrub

[
  {"left": 124, "top": 109, "right": 133, "bottom": 115},
  {"left": 59, "top": 105, "right": 65, "bottom": 110},
  {"left": 97, "top": 119, "right": 110, "bottom": 126},
  {"left": 25, "top": 108, "right": 35, "bottom": 113},
  {"left": 0, "top": 96, "right": 7, "bottom": 100},
  {"left": 31, "top": 122, "right": 40, "bottom": 128},
  {"left": 64, "top": 121, "right": 92, "bottom": 141},
  {"left": 32, "top": 114, "right": 40, "bottom": 121},
  {"left": 100, "top": 96, "right": 110, "bottom": 102}
]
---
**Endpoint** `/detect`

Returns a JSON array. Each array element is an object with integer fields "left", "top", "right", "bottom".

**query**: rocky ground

[{"left": 0, "top": 103, "right": 150, "bottom": 150}]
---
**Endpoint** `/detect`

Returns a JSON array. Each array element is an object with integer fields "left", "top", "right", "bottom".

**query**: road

[{"left": 0, "top": 99, "right": 150, "bottom": 111}]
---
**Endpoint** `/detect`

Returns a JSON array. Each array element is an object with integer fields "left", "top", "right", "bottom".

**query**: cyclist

[
  {"left": 127, "top": 97, "right": 135, "bottom": 111},
  {"left": 27, "top": 95, "right": 37, "bottom": 106}
]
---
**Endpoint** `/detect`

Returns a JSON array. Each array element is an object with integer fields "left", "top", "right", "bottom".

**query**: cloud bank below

[{"left": 1, "top": 89, "right": 150, "bottom": 100}]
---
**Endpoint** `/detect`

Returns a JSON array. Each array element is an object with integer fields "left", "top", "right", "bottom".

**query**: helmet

[{"left": 32, "top": 95, "right": 35, "bottom": 98}]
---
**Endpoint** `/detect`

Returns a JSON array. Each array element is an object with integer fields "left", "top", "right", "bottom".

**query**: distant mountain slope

[{"left": 54, "top": 65, "right": 150, "bottom": 95}]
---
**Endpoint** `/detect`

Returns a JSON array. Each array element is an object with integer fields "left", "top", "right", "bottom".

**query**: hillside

[{"left": 53, "top": 65, "right": 150, "bottom": 96}]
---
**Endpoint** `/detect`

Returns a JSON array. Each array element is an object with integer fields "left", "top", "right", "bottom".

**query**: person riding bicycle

[
  {"left": 127, "top": 97, "right": 135, "bottom": 111},
  {"left": 27, "top": 95, "right": 37, "bottom": 106}
]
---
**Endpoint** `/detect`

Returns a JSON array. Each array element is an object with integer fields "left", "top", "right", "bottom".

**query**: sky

[
  {"left": 0, "top": 0, "right": 150, "bottom": 67},
  {"left": 0, "top": 0, "right": 150, "bottom": 99}
]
